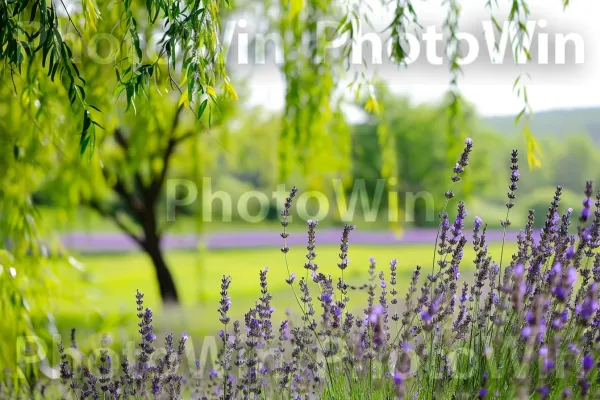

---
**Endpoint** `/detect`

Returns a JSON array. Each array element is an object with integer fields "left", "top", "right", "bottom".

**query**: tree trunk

[{"left": 145, "top": 242, "right": 179, "bottom": 305}]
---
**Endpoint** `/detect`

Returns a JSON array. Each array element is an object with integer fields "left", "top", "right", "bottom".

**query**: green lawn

[{"left": 51, "top": 242, "right": 516, "bottom": 345}]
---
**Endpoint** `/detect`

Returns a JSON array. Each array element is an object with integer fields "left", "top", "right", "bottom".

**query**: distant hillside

[{"left": 484, "top": 107, "right": 600, "bottom": 141}]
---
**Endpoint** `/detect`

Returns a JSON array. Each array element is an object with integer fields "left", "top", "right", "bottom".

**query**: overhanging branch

[
  {"left": 148, "top": 129, "right": 197, "bottom": 202},
  {"left": 88, "top": 199, "right": 145, "bottom": 249}
]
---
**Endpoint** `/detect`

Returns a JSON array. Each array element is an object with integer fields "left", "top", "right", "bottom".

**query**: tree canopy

[{"left": 1, "top": 0, "right": 562, "bottom": 167}]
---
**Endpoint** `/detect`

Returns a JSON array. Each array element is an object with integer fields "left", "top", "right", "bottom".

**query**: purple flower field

[{"left": 60, "top": 229, "right": 540, "bottom": 253}]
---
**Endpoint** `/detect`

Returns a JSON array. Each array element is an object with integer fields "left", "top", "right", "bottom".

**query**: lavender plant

[{"left": 17, "top": 142, "right": 600, "bottom": 399}]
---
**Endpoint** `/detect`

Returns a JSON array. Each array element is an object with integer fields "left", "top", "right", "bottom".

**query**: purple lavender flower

[
  {"left": 568, "top": 343, "right": 580, "bottom": 355},
  {"left": 449, "top": 138, "right": 473, "bottom": 184},
  {"left": 579, "top": 380, "right": 591, "bottom": 396},
  {"left": 420, "top": 310, "right": 432, "bottom": 322},
  {"left": 420, "top": 296, "right": 441, "bottom": 324},
  {"left": 151, "top": 377, "right": 162, "bottom": 395},
  {"left": 280, "top": 186, "right": 298, "bottom": 252},
  {"left": 500, "top": 150, "right": 519, "bottom": 232},
  {"left": 279, "top": 320, "right": 290, "bottom": 341},
  {"left": 57, "top": 342, "right": 73, "bottom": 384},
  {"left": 369, "top": 304, "right": 384, "bottom": 323},
  {"left": 478, "top": 372, "right": 489, "bottom": 399},
  {"left": 543, "top": 358, "right": 555, "bottom": 372},
  {"left": 581, "top": 207, "right": 591, "bottom": 221},
  {"left": 219, "top": 275, "right": 232, "bottom": 325},
  {"left": 514, "top": 263, "right": 524, "bottom": 277},
  {"left": 521, "top": 326, "right": 532, "bottom": 338},
  {"left": 136, "top": 300, "right": 156, "bottom": 370},
  {"left": 338, "top": 224, "right": 355, "bottom": 271},
  {"left": 583, "top": 354, "right": 594, "bottom": 372},
  {"left": 580, "top": 181, "right": 593, "bottom": 223},
  {"left": 442, "top": 218, "right": 450, "bottom": 230},
  {"left": 145, "top": 332, "right": 156, "bottom": 342},
  {"left": 537, "top": 386, "right": 550, "bottom": 399},
  {"left": 577, "top": 282, "right": 599, "bottom": 322},
  {"left": 566, "top": 246, "right": 575, "bottom": 259},
  {"left": 304, "top": 219, "right": 318, "bottom": 272},
  {"left": 450, "top": 202, "right": 467, "bottom": 238},
  {"left": 321, "top": 291, "right": 333, "bottom": 304},
  {"left": 389, "top": 258, "right": 399, "bottom": 317},
  {"left": 285, "top": 272, "right": 296, "bottom": 285},
  {"left": 393, "top": 370, "right": 403, "bottom": 385},
  {"left": 370, "top": 302, "right": 386, "bottom": 347}
]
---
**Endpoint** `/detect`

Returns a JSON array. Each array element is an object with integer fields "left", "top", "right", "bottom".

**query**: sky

[{"left": 238, "top": 0, "right": 599, "bottom": 117}]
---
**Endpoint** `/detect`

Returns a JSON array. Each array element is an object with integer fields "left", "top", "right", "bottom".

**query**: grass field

[{"left": 49, "top": 241, "right": 517, "bottom": 346}]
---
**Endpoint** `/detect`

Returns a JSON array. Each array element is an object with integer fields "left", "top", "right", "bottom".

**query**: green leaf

[
  {"left": 514, "top": 108, "right": 525, "bottom": 126},
  {"left": 198, "top": 99, "right": 208, "bottom": 119},
  {"left": 80, "top": 135, "right": 91, "bottom": 156},
  {"left": 131, "top": 28, "right": 142, "bottom": 61},
  {"left": 524, "top": 123, "right": 542, "bottom": 169},
  {"left": 92, "top": 121, "right": 105, "bottom": 130},
  {"left": 82, "top": 111, "right": 92, "bottom": 134},
  {"left": 512, "top": 76, "right": 521, "bottom": 91},
  {"left": 88, "top": 104, "right": 102, "bottom": 113}
]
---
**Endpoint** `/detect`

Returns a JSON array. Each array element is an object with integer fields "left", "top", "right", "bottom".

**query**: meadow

[
  {"left": 7, "top": 143, "right": 600, "bottom": 399},
  {"left": 52, "top": 242, "right": 515, "bottom": 338},
  {"left": 26, "top": 234, "right": 523, "bottom": 399}
]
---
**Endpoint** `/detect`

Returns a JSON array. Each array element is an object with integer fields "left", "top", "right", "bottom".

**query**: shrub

[{"left": 6, "top": 139, "right": 600, "bottom": 399}]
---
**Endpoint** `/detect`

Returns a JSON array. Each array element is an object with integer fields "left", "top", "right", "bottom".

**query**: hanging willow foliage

[
  {"left": 1, "top": 0, "right": 567, "bottom": 169},
  {"left": 1, "top": 0, "right": 230, "bottom": 156}
]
